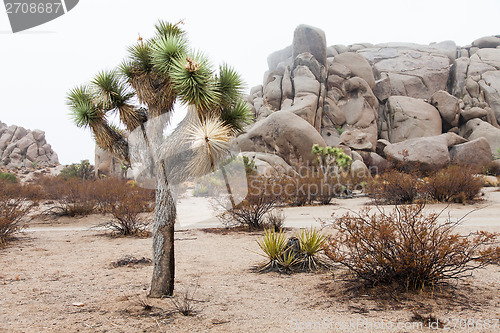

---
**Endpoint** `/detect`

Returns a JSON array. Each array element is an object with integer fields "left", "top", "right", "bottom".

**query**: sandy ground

[{"left": 0, "top": 189, "right": 499, "bottom": 332}]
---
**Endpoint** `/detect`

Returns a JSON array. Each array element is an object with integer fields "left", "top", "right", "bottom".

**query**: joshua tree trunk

[{"left": 149, "top": 165, "right": 176, "bottom": 298}]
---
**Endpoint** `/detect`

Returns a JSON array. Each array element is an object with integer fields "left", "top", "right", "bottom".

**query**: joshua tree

[{"left": 66, "top": 20, "right": 252, "bottom": 297}]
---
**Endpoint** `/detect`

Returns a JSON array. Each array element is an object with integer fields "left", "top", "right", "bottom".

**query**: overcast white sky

[{"left": 1, "top": 0, "right": 499, "bottom": 164}]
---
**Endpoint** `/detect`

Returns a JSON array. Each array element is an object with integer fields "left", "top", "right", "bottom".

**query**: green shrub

[
  {"left": 0, "top": 171, "right": 17, "bottom": 183},
  {"left": 58, "top": 164, "right": 78, "bottom": 179},
  {"left": 242, "top": 155, "right": 256, "bottom": 175},
  {"left": 312, "top": 144, "right": 352, "bottom": 171},
  {"left": 59, "top": 160, "right": 94, "bottom": 180}
]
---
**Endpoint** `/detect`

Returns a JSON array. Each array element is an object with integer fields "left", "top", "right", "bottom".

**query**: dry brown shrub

[
  {"left": 324, "top": 204, "right": 500, "bottom": 290},
  {"left": 34, "top": 175, "right": 68, "bottom": 200},
  {"left": 215, "top": 175, "right": 281, "bottom": 230},
  {"left": 91, "top": 177, "right": 154, "bottom": 213},
  {"left": 263, "top": 209, "right": 286, "bottom": 231},
  {"left": 0, "top": 180, "right": 36, "bottom": 246},
  {"left": 99, "top": 190, "right": 152, "bottom": 236},
  {"left": 93, "top": 178, "right": 154, "bottom": 236},
  {"left": 272, "top": 169, "right": 351, "bottom": 207},
  {"left": 39, "top": 177, "right": 97, "bottom": 216},
  {"left": 425, "top": 165, "right": 483, "bottom": 203},
  {"left": 34, "top": 176, "right": 154, "bottom": 221},
  {"left": 366, "top": 169, "right": 423, "bottom": 204}
]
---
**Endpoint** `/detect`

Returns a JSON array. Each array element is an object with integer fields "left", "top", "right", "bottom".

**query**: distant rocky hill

[
  {"left": 235, "top": 26, "right": 500, "bottom": 174},
  {"left": 0, "top": 121, "right": 59, "bottom": 169},
  {"left": 95, "top": 27, "right": 500, "bottom": 178}
]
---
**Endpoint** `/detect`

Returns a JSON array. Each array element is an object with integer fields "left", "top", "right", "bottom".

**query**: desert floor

[{"left": 0, "top": 189, "right": 499, "bottom": 332}]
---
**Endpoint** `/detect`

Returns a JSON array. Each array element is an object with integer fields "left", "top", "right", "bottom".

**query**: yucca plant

[
  {"left": 66, "top": 20, "right": 252, "bottom": 297},
  {"left": 256, "top": 227, "right": 330, "bottom": 273},
  {"left": 257, "top": 229, "right": 298, "bottom": 272},
  {"left": 297, "top": 227, "right": 329, "bottom": 271},
  {"left": 277, "top": 250, "right": 300, "bottom": 273}
]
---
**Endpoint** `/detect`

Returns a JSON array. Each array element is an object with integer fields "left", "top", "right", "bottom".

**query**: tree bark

[{"left": 149, "top": 171, "right": 176, "bottom": 297}]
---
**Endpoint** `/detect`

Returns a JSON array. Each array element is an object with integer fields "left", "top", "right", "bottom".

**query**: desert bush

[
  {"left": 263, "top": 209, "right": 285, "bottom": 231},
  {"left": 91, "top": 177, "right": 154, "bottom": 213},
  {"left": 34, "top": 175, "right": 72, "bottom": 201},
  {"left": 215, "top": 175, "right": 281, "bottom": 230},
  {"left": 0, "top": 171, "right": 17, "bottom": 183},
  {"left": 281, "top": 172, "right": 336, "bottom": 206},
  {"left": 59, "top": 160, "right": 94, "bottom": 180},
  {"left": 0, "top": 180, "right": 35, "bottom": 246},
  {"left": 271, "top": 170, "right": 351, "bottom": 207},
  {"left": 254, "top": 145, "right": 353, "bottom": 208},
  {"left": 218, "top": 193, "right": 279, "bottom": 230},
  {"left": 366, "top": 169, "right": 423, "bottom": 204},
  {"left": 19, "top": 183, "right": 44, "bottom": 201},
  {"left": 324, "top": 204, "right": 500, "bottom": 290},
  {"left": 84, "top": 177, "right": 154, "bottom": 235},
  {"left": 98, "top": 189, "right": 152, "bottom": 236},
  {"left": 170, "top": 284, "right": 199, "bottom": 316},
  {"left": 425, "top": 165, "right": 483, "bottom": 203},
  {"left": 36, "top": 176, "right": 154, "bottom": 220},
  {"left": 41, "top": 178, "right": 97, "bottom": 216}
]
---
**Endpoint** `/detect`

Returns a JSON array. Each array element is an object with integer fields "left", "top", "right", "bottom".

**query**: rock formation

[
  {"left": 95, "top": 146, "right": 124, "bottom": 178},
  {"left": 240, "top": 26, "right": 500, "bottom": 173},
  {"left": 0, "top": 121, "right": 59, "bottom": 169}
]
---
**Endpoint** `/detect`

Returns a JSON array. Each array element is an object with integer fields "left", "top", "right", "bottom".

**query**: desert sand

[{"left": 0, "top": 189, "right": 499, "bottom": 332}]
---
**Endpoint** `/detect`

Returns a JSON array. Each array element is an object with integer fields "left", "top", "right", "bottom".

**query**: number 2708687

[{"left": 5, "top": 2, "right": 63, "bottom": 14}]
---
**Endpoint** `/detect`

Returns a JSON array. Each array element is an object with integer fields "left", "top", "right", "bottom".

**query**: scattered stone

[
  {"left": 472, "top": 36, "right": 500, "bottom": 49},
  {"left": 383, "top": 133, "right": 465, "bottom": 171},
  {"left": 234, "top": 111, "right": 327, "bottom": 166},
  {"left": 292, "top": 25, "right": 327, "bottom": 67},
  {"left": 460, "top": 119, "right": 500, "bottom": 156},
  {"left": 449, "top": 137, "right": 493, "bottom": 167},
  {"left": 384, "top": 96, "right": 442, "bottom": 143},
  {"left": 430, "top": 90, "right": 460, "bottom": 126},
  {"left": 350, "top": 160, "right": 371, "bottom": 184},
  {"left": 461, "top": 107, "right": 488, "bottom": 122}
]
